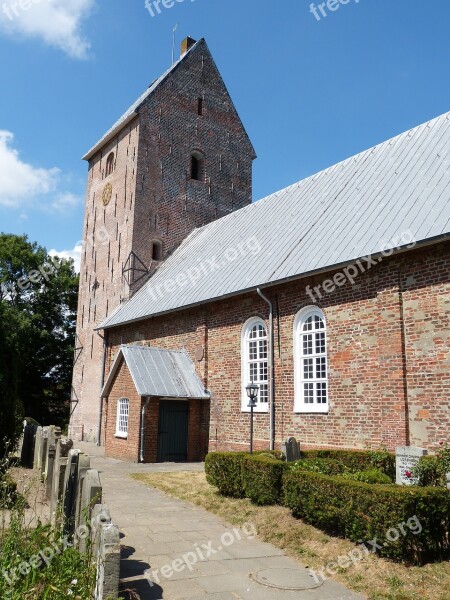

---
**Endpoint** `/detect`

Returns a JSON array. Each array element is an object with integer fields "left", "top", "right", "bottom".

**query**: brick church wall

[
  {"left": 71, "top": 39, "right": 255, "bottom": 443},
  {"left": 106, "top": 241, "right": 450, "bottom": 455},
  {"left": 103, "top": 358, "right": 141, "bottom": 462}
]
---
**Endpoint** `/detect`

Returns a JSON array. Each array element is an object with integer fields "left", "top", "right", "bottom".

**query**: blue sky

[{"left": 0, "top": 0, "right": 449, "bottom": 269}]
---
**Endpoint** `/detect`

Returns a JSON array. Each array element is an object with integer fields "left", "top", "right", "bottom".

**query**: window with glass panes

[
  {"left": 300, "top": 312, "right": 328, "bottom": 407},
  {"left": 116, "top": 398, "right": 129, "bottom": 437},
  {"left": 247, "top": 322, "right": 268, "bottom": 404}
]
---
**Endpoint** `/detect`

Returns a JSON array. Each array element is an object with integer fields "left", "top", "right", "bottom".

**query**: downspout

[
  {"left": 257, "top": 288, "right": 275, "bottom": 451},
  {"left": 140, "top": 397, "right": 151, "bottom": 463},
  {"left": 97, "top": 331, "right": 108, "bottom": 447}
]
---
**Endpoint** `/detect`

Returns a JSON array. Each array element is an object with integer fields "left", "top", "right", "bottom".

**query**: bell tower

[{"left": 69, "top": 38, "right": 256, "bottom": 442}]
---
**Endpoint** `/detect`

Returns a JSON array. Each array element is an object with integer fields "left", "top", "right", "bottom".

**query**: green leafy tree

[
  {"left": 0, "top": 234, "right": 79, "bottom": 429},
  {"left": 0, "top": 301, "right": 22, "bottom": 456}
]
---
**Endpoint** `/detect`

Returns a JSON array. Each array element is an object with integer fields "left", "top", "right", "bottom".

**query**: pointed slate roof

[
  {"left": 100, "top": 110, "right": 450, "bottom": 330},
  {"left": 101, "top": 345, "right": 210, "bottom": 399}
]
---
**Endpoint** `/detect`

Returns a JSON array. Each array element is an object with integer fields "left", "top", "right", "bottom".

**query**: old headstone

[
  {"left": 396, "top": 446, "right": 427, "bottom": 486},
  {"left": 446, "top": 473, "right": 450, "bottom": 490},
  {"left": 94, "top": 522, "right": 120, "bottom": 600},
  {"left": 44, "top": 426, "right": 61, "bottom": 482},
  {"left": 33, "top": 426, "right": 43, "bottom": 470},
  {"left": 73, "top": 456, "right": 93, "bottom": 532},
  {"left": 77, "top": 470, "right": 102, "bottom": 553},
  {"left": 59, "top": 436, "right": 73, "bottom": 457},
  {"left": 282, "top": 437, "right": 301, "bottom": 462},
  {"left": 62, "top": 449, "right": 81, "bottom": 536},
  {"left": 50, "top": 449, "right": 68, "bottom": 526},
  {"left": 21, "top": 421, "right": 38, "bottom": 468}
]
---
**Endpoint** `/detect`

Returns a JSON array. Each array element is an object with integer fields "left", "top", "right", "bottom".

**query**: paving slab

[{"left": 78, "top": 442, "right": 366, "bottom": 600}]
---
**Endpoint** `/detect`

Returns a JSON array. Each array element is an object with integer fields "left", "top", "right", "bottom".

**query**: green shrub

[
  {"left": 414, "top": 445, "right": 450, "bottom": 487},
  {"left": 284, "top": 470, "right": 450, "bottom": 564},
  {"left": 289, "top": 458, "right": 344, "bottom": 476},
  {"left": 205, "top": 451, "right": 284, "bottom": 498},
  {"left": 205, "top": 452, "right": 247, "bottom": 497},
  {"left": 242, "top": 455, "right": 286, "bottom": 505},
  {"left": 343, "top": 468, "right": 392, "bottom": 484},
  {"left": 300, "top": 449, "right": 395, "bottom": 479}
]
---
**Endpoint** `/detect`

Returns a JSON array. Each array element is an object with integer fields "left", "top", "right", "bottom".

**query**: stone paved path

[{"left": 78, "top": 443, "right": 365, "bottom": 600}]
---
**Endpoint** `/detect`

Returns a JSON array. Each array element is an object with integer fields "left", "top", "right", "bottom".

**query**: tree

[
  {"left": 0, "top": 234, "right": 79, "bottom": 428},
  {"left": 0, "top": 301, "right": 22, "bottom": 456}
]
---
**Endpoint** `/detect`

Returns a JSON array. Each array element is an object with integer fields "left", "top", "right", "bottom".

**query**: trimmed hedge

[
  {"left": 300, "top": 449, "right": 395, "bottom": 479},
  {"left": 205, "top": 451, "right": 284, "bottom": 498},
  {"left": 284, "top": 470, "right": 450, "bottom": 564},
  {"left": 290, "top": 458, "right": 345, "bottom": 476},
  {"left": 205, "top": 452, "right": 247, "bottom": 497},
  {"left": 242, "top": 455, "right": 286, "bottom": 505}
]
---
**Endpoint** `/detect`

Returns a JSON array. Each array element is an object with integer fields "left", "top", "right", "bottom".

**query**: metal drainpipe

[
  {"left": 97, "top": 332, "right": 108, "bottom": 447},
  {"left": 140, "top": 397, "right": 151, "bottom": 463},
  {"left": 257, "top": 288, "right": 275, "bottom": 451}
]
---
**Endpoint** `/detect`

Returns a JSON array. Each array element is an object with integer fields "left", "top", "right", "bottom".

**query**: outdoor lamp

[{"left": 246, "top": 381, "right": 259, "bottom": 453}]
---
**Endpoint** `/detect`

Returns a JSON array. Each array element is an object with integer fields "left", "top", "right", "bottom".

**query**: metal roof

[
  {"left": 100, "top": 110, "right": 450, "bottom": 330},
  {"left": 101, "top": 345, "right": 210, "bottom": 399},
  {"left": 82, "top": 39, "right": 203, "bottom": 161}
]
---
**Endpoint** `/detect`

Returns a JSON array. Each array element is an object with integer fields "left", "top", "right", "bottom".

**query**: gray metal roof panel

[
  {"left": 101, "top": 345, "right": 210, "bottom": 399},
  {"left": 100, "top": 111, "right": 450, "bottom": 329}
]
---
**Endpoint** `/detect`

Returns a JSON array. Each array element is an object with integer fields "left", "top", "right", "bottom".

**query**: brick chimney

[{"left": 181, "top": 36, "right": 197, "bottom": 56}]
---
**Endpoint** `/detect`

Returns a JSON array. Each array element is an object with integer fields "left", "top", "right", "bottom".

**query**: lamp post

[{"left": 246, "top": 381, "right": 259, "bottom": 454}]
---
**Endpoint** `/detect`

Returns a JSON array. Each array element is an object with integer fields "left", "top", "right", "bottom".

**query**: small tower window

[
  {"left": 151, "top": 240, "right": 163, "bottom": 262},
  {"left": 190, "top": 151, "right": 205, "bottom": 182},
  {"left": 197, "top": 98, "right": 203, "bottom": 116},
  {"left": 105, "top": 152, "right": 115, "bottom": 177}
]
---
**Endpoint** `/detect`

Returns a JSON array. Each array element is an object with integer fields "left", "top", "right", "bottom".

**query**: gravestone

[
  {"left": 396, "top": 446, "right": 427, "bottom": 485},
  {"left": 62, "top": 449, "right": 81, "bottom": 536},
  {"left": 77, "top": 470, "right": 102, "bottom": 553},
  {"left": 33, "top": 426, "right": 43, "bottom": 470},
  {"left": 21, "top": 421, "right": 38, "bottom": 468},
  {"left": 44, "top": 426, "right": 61, "bottom": 483},
  {"left": 446, "top": 473, "right": 450, "bottom": 491},
  {"left": 282, "top": 437, "right": 301, "bottom": 462}
]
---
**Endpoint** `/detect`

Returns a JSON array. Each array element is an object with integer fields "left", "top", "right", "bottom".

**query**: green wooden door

[{"left": 157, "top": 400, "right": 189, "bottom": 462}]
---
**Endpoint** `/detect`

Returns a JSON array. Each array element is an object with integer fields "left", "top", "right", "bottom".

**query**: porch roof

[{"left": 101, "top": 345, "right": 210, "bottom": 400}]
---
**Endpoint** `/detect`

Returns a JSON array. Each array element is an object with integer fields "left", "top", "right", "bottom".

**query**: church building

[{"left": 70, "top": 37, "right": 450, "bottom": 463}]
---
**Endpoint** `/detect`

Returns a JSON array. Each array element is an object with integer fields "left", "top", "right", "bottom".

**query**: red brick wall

[
  {"left": 105, "top": 242, "right": 450, "bottom": 455},
  {"left": 70, "top": 39, "right": 255, "bottom": 442},
  {"left": 104, "top": 358, "right": 141, "bottom": 462}
]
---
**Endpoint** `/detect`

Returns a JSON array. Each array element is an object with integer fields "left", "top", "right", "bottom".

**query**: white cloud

[
  {"left": 0, "top": 0, "right": 95, "bottom": 59},
  {"left": 49, "top": 242, "right": 82, "bottom": 273},
  {"left": 0, "top": 130, "right": 81, "bottom": 212},
  {"left": 0, "top": 130, "right": 59, "bottom": 207},
  {"left": 49, "top": 192, "right": 83, "bottom": 213}
]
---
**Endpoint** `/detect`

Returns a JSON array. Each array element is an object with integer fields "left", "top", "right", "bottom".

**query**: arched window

[
  {"left": 151, "top": 240, "right": 163, "bottom": 262},
  {"left": 105, "top": 152, "right": 115, "bottom": 177},
  {"left": 190, "top": 151, "right": 205, "bottom": 181},
  {"left": 115, "top": 397, "right": 129, "bottom": 438},
  {"left": 294, "top": 307, "right": 328, "bottom": 413},
  {"left": 241, "top": 317, "right": 269, "bottom": 412}
]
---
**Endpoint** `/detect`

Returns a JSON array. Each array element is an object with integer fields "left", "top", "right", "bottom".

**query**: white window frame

[
  {"left": 115, "top": 397, "right": 130, "bottom": 438},
  {"left": 241, "top": 317, "right": 269, "bottom": 413},
  {"left": 294, "top": 306, "right": 329, "bottom": 414}
]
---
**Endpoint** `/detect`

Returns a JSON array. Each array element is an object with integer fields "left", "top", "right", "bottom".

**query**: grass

[
  {"left": 131, "top": 471, "right": 450, "bottom": 600},
  {"left": 0, "top": 466, "right": 96, "bottom": 599}
]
